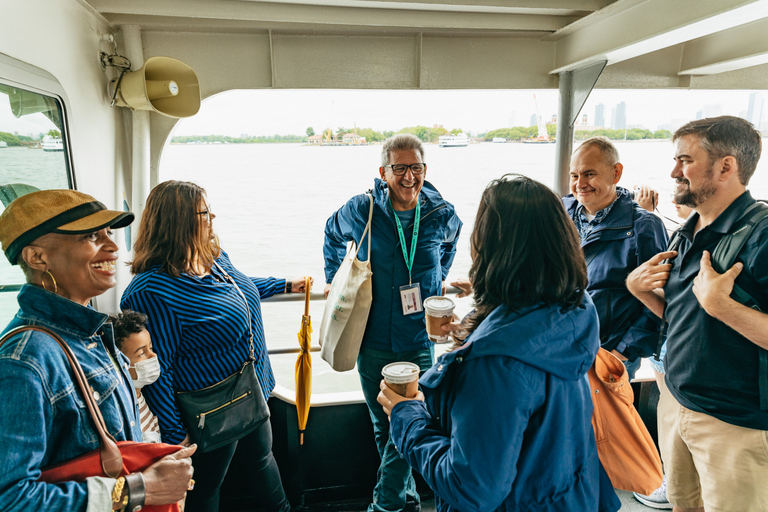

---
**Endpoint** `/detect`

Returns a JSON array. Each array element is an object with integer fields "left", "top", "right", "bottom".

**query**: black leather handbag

[{"left": 175, "top": 263, "right": 270, "bottom": 453}]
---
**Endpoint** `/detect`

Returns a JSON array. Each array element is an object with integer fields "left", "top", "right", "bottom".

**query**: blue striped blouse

[{"left": 120, "top": 251, "right": 286, "bottom": 444}]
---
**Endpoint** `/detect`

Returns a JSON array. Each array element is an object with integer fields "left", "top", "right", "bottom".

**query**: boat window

[{"left": 0, "top": 83, "right": 71, "bottom": 327}]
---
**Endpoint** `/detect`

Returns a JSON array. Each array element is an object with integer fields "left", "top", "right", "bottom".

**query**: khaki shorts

[{"left": 657, "top": 377, "right": 768, "bottom": 512}]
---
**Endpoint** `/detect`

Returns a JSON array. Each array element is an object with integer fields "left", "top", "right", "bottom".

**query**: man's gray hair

[
  {"left": 673, "top": 116, "right": 762, "bottom": 185},
  {"left": 575, "top": 136, "right": 620, "bottom": 166},
  {"left": 381, "top": 134, "right": 425, "bottom": 167}
]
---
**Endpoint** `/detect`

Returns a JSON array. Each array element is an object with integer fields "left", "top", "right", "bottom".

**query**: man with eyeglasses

[{"left": 323, "top": 133, "right": 462, "bottom": 512}]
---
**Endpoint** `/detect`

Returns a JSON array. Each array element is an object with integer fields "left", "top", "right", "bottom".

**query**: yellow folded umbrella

[{"left": 295, "top": 276, "right": 312, "bottom": 445}]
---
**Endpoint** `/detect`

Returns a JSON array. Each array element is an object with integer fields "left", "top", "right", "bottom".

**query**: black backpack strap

[
  {"left": 711, "top": 202, "right": 768, "bottom": 273},
  {"left": 710, "top": 200, "right": 768, "bottom": 410},
  {"left": 654, "top": 230, "right": 684, "bottom": 362}
]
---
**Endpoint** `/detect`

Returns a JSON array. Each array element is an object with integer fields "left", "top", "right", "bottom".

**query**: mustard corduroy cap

[{"left": 0, "top": 189, "right": 134, "bottom": 264}]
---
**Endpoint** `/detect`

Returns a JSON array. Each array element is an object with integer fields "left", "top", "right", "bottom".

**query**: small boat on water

[
  {"left": 438, "top": 134, "right": 469, "bottom": 147},
  {"left": 0, "top": 141, "right": 7, "bottom": 148},
  {"left": 41, "top": 137, "right": 63, "bottom": 152},
  {"left": 492, "top": 137, "right": 506, "bottom": 143}
]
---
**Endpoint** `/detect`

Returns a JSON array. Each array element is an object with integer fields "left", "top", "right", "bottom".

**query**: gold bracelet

[
  {"left": 112, "top": 477, "right": 126, "bottom": 504},
  {"left": 112, "top": 476, "right": 130, "bottom": 511}
]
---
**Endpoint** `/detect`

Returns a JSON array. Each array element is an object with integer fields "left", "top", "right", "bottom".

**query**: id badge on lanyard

[
  {"left": 400, "top": 283, "right": 422, "bottom": 316},
  {"left": 391, "top": 198, "right": 423, "bottom": 316}
]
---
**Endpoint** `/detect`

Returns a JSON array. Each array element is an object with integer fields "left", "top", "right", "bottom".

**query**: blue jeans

[
  {"left": 624, "top": 357, "right": 642, "bottom": 381},
  {"left": 358, "top": 346, "right": 434, "bottom": 512},
  {"left": 648, "top": 341, "right": 666, "bottom": 374}
]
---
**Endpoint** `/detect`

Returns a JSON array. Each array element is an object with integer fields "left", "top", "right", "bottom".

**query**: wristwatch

[{"left": 285, "top": 280, "right": 292, "bottom": 293}]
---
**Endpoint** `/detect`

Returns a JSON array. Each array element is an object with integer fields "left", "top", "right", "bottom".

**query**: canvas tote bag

[
  {"left": 319, "top": 194, "right": 374, "bottom": 371},
  {"left": 589, "top": 348, "right": 663, "bottom": 495}
]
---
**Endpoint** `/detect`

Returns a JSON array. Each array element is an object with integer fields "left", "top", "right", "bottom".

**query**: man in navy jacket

[
  {"left": 563, "top": 137, "right": 668, "bottom": 378},
  {"left": 323, "top": 134, "right": 462, "bottom": 512}
]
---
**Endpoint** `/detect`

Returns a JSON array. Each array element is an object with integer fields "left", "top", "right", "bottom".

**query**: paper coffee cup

[
  {"left": 424, "top": 296, "right": 455, "bottom": 343},
  {"left": 381, "top": 362, "right": 420, "bottom": 398}
]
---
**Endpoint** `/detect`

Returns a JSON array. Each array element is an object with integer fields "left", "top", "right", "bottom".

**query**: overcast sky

[
  {"left": 169, "top": 88, "right": 766, "bottom": 137},
  {"left": 1, "top": 88, "right": 764, "bottom": 138}
]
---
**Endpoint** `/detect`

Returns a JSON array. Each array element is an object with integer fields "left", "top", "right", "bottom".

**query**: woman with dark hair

[
  {"left": 378, "top": 175, "right": 605, "bottom": 511},
  {"left": 121, "top": 180, "right": 309, "bottom": 512}
]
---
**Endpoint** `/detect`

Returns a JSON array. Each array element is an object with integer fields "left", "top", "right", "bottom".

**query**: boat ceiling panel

[{"left": 83, "top": 0, "right": 768, "bottom": 90}]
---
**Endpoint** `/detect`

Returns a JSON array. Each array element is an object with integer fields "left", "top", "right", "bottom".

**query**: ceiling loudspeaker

[{"left": 110, "top": 56, "right": 200, "bottom": 118}]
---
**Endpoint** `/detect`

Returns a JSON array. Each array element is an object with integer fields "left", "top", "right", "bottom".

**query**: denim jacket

[{"left": 0, "top": 284, "right": 141, "bottom": 512}]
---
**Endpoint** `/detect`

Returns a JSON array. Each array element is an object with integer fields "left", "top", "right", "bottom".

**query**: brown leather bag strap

[{"left": 0, "top": 325, "right": 124, "bottom": 477}]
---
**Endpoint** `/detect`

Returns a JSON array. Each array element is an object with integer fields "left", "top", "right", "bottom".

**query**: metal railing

[{"left": 262, "top": 286, "right": 462, "bottom": 355}]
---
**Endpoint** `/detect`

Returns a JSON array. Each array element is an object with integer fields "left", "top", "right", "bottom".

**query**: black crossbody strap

[{"left": 213, "top": 262, "right": 255, "bottom": 362}]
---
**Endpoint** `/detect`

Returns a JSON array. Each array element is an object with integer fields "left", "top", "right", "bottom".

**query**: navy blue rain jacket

[
  {"left": 563, "top": 188, "right": 668, "bottom": 360},
  {"left": 323, "top": 179, "right": 462, "bottom": 353},
  {"left": 390, "top": 296, "right": 614, "bottom": 512}
]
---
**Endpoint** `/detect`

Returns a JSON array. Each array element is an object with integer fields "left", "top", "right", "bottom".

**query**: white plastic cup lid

[
  {"left": 381, "top": 362, "right": 420, "bottom": 384},
  {"left": 423, "top": 296, "right": 455, "bottom": 314}
]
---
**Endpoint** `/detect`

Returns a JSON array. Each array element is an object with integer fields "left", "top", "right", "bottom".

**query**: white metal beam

[
  {"left": 678, "top": 17, "right": 768, "bottom": 75},
  {"left": 91, "top": 0, "right": 581, "bottom": 32},
  {"left": 550, "top": 0, "right": 768, "bottom": 74}
]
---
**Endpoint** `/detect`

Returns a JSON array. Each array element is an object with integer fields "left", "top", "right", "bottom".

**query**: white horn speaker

[{"left": 110, "top": 56, "right": 200, "bottom": 118}]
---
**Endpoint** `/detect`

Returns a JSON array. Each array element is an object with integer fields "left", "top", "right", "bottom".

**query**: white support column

[
  {"left": 121, "top": 25, "right": 150, "bottom": 243},
  {"left": 554, "top": 61, "right": 606, "bottom": 196}
]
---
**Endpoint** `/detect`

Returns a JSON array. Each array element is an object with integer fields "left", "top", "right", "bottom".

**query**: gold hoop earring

[{"left": 42, "top": 269, "right": 58, "bottom": 294}]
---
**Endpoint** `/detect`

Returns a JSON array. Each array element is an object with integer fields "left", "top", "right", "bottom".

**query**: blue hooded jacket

[
  {"left": 389, "top": 296, "right": 611, "bottom": 512},
  {"left": 323, "top": 178, "right": 462, "bottom": 353},
  {"left": 563, "top": 188, "right": 668, "bottom": 360}
]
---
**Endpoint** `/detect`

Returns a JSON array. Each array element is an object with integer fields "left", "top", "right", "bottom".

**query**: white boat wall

[{"left": 2, "top": 0, "right": 768, "bottom": 509}]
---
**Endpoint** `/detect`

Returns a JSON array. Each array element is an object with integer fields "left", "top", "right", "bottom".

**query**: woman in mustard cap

[
  {"left": 122, "top": 180, "right": 309, "bottom": 512},
  {"left": 0, "top": 189, "right": 196, "bottom": 512}
]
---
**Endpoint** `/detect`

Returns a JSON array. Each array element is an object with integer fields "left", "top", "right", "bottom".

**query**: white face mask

[{"left": 130, "top": 357, "right": 161, "bottom": 389}]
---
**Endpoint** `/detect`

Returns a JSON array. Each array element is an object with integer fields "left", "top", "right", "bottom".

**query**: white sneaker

[{"left": 633, "top": 477, "right": 672, "bottom": 510}]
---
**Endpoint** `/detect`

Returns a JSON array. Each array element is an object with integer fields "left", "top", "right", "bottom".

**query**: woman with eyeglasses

[
  {"left": 122, "top": 180, "right": 310, "bottom": 512},
  {"left": 378, "top": 175, "right": 611, "bottom": 512}
]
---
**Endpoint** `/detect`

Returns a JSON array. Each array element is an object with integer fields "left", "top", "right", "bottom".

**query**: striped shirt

[
  {"left": 121, "top": 251, "right": 286, "bottom": 444},
  {"left": 136, "top": 391, "right": 161, "bottom": 443}
]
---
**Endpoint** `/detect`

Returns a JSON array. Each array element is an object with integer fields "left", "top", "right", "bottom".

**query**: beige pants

[{"left": 657, "top": 377, "right": 768, "bottom": 512}]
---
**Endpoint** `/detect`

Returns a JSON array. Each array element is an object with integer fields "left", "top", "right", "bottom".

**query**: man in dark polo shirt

[{"left": 627, "top": 116, "right": 767, "bottom": 512}]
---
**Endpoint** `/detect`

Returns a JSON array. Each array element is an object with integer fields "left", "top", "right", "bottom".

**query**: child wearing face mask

[{"left": 111, "top": 311, "right": 162, "bottom": 444}]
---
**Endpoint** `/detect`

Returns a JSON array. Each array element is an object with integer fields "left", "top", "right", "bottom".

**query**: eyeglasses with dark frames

[
  {"left": 197, "top": 207, "right": 212, "bottom": 221},
  {"left": 386, "top": 163, "right": 425, "bottom": 176}
]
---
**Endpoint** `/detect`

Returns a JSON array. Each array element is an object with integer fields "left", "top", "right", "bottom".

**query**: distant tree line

[
  {"left": 0, "top": 129, "right": 59, "bottom": 146},
  {"left": 575, "top": 128, "right": 672, "bottom": 140},
  {"left": 321, "top": 125, "right": 466, "bottom": 143},
  {"left": 172, "top": 125, "right": 469, "bottom": 145},
  {"left": 484, "top": 125, "right": 557, "bottom": 141},
  {"left": 171, "top": 134, "right": 307, "bottom": 144},
  {"left": 483, "top": 125, "right": 672, "bottom": 142}
]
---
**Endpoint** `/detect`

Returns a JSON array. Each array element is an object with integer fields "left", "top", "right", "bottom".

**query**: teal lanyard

[{"left": 389, "top": 197, "right": 421, "bottom": 285}]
